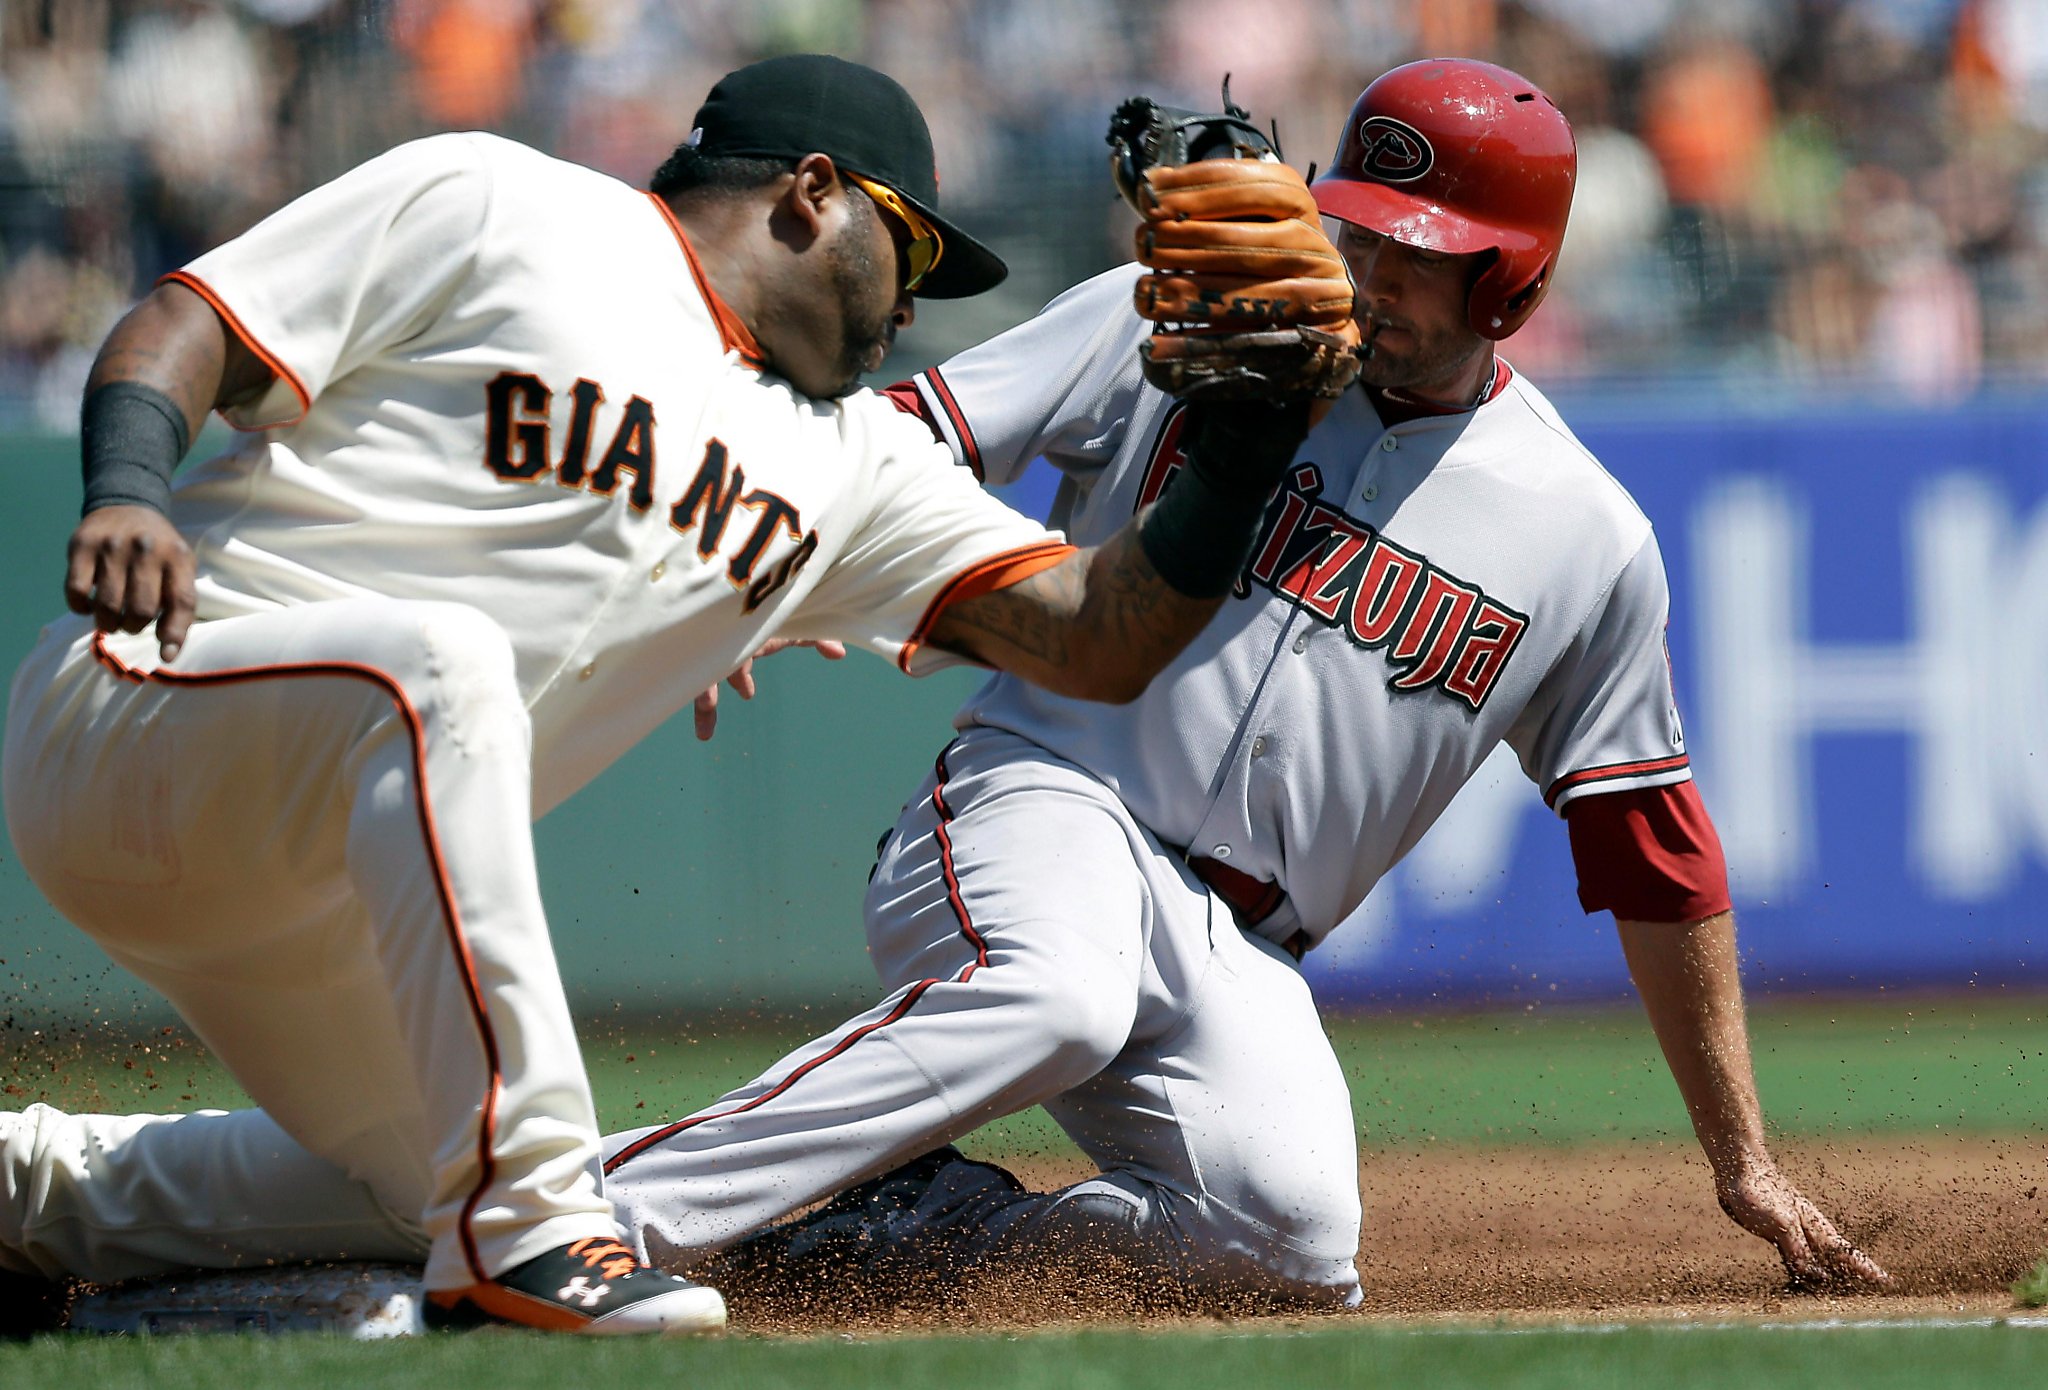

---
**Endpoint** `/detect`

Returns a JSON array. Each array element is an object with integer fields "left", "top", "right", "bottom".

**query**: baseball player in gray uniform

[
  {"left": 0, "top": 60, "right": 1888, "bottom": 1316},
  {"left": 598, "top": 58, "right": 1893, "bottom": 1306},
  {"left": 0, "top": 55, "right": 1345, "bottom": 1333}
]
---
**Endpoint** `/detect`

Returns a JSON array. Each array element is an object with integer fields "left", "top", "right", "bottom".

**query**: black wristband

[
  {"left": 1137, "top": 400, "right": 1311, "bottom": 598},
  {"left": 1138, "top": 462, "right": 1275, "bottom": 597},
  {"left": 81, "top": 381, "right": 191, "bottom": 518},
  {"left": 1181, "top": 398, "right": 1312, "bottom": 503}
]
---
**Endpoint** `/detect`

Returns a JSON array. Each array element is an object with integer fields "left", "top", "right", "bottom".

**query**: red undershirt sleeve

[{"left": 1565, "top": 780, "right": 1733, "bottom": 923}]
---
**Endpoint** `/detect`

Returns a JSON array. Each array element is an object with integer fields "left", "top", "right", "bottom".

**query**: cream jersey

[
  {"left": 157, "top": 132, "right": 1066, "bottom": 813},
  {"left": 904, "top": 266, "right": 1690, "bottom": 950}
]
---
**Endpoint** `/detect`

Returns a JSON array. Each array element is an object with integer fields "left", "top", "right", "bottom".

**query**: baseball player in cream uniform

[
  {"left": 0, "top": 61, "right": 1887, "bottom": 1315},
  {"left": 0, "top": 55, "right": 1322, "bottom": 1332}
]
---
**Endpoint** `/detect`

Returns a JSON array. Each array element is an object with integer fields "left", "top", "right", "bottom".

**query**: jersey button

[
  {"left": 1251, "top": 736, "right": 1268, "bottom": 757},
  {"left": 650, "top": 562, "right": 666, "bottom": 582},
  {"left": 579, "top": 663, "right": 597, "bottom": 681},
  {"left": 1210, "top": 844, "right": 1232, "bottom": 859},
  {"left": 1292, "top": 633, "right": 1309, "bottom": 654},
  {"left": 1361, "top": 484, "right": 1379, "bottom": 501},
  {"left": 1380, "top": 436, "right": 1398, "bottom": 452}
]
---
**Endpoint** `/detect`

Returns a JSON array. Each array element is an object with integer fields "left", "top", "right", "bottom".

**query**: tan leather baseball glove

[{"left": 1108, "top": 90, "right": 1362, "bottom": 403}]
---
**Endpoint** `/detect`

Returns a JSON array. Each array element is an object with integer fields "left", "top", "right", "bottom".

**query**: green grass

[
  {"left": 6, "top": 1319, "right": 2048, "bottom": 1390},
  {"left": 2014, "top": 1258, "right": 2048, "bottom": 1309},
  {"left": 1330, "top": 993, "right": 2048, "bottom": 1149},
  {"left": 9, "top": 993, "right": 2044, "bottom": 1165},
  {"left": 576, "top": 994, "right": 2048, "bottom": 1160},
  {"left": 5, "top": 994, "right": 2044, "bottom": 1384}
]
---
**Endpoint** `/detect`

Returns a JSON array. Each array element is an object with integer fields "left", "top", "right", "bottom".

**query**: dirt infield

[
  {"left": 1348, "top": 1134, "right": 2048, "bottom": 1317},
  {"left": 733, "top": 1133, "right": 2048, "bottom": 1332}
]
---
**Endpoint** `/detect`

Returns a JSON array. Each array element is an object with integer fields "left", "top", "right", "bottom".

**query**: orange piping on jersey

[
  {"left": 156, "top": 270, "right": 313, "bottom": 430},
  {"left": 922, "top": 368, "right": 983, "bottom": 479},
  {"left": 897, "top": 539, "right": 1077, "bottom": 673},
  {"left": 605, "top": 740, "right": 989, "bottom": 1176},
  {"left": 89, "top": 632, "right": 505, "bottom": 1285},
  {"left": 1543, "top": 753, "right": 1691, "bottom": 810},
  {"left": 644, "top": 194, "right": 766, "bottom": 368}
]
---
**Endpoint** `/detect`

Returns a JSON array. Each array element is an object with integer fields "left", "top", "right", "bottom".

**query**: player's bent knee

[
  {"left": 350, "top": 601, "right": 528, "bottom": 751},
  {"left": 1036, "top": 1172, "right": 1360, "bottom": 1309},
  {"left": 402, "top": 603, "right": 522, "bottom": 702},
  {"left": 1258, "top": 1161, "right": 1362, "bottom": 1260},
  {"left": 1228, "top": 1167, "right": 1361, "bottom": 1304}
]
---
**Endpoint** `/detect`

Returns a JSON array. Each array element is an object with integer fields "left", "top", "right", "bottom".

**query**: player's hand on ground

[
  {"left": 65, "top": 505, "right": 197, "bottom": 663},
  {"left": 692, "top": 638, "right": 847, "bottom": 740},
  {"left": 1715, "top": 1162, "right": 1892, "bottom": 1293}
]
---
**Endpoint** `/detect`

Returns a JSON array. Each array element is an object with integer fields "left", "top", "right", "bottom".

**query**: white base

[{"left": 68, "top": 1262, "right": 425, "bottom": 1339}]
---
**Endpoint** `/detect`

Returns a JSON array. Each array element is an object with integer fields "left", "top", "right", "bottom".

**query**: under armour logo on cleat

[{"left": 557, "top": 1276, "right": 609, "bottom": 1307}]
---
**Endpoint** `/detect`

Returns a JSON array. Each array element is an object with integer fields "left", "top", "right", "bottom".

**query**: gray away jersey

[{"left": 905, "top": 266, "right": 1691, "bottom": 950}]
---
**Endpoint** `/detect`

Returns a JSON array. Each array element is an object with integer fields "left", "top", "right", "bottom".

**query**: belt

[{"left": 1187, "top": 855, "right": 1310, "bottom": 961}]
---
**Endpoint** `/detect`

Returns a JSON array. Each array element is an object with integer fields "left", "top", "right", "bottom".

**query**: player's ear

[{"left": 784, "top": 153, "right": 839, "bottom": 240}]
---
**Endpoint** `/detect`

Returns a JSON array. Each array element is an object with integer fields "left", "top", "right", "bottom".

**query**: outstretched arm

[
  {"left": 1618, "top": 911, "right": 1891, "bottom": 1291},
  {"left": 924, "top": 521, "right": 1221, "bottom": 703},
  {"left": 925, "top": 399, "right": 1303, "bottom": 703},
  {"left": 69, "top": 281, "right": 273, "bottom": 660}
]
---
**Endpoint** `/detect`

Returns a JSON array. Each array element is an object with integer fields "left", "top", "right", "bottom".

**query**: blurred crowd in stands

[{"left": 6, "top": 0, "right": 2048, "bottom": 429}]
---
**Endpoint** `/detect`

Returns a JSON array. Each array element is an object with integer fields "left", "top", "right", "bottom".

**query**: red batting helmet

[{"left": 1312, "top": 59, "right": 1576, "bottom": 340}]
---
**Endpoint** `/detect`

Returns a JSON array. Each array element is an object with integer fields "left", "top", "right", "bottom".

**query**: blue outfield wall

[
  {"left": 2, "top": 393, "right": 2046, "bottom": 1025},
  {"left": 1350, "top": 393, "right": 2048, "bottom": 1003}
]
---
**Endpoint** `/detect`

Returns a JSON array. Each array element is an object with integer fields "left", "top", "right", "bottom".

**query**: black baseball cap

[{"left": 687, "top": 54, "right": 1006, "bottom": 300}]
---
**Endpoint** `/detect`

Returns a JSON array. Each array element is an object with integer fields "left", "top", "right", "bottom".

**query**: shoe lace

[{"left": 565, "top": 1236, "right": 642, "bottom": 1283}]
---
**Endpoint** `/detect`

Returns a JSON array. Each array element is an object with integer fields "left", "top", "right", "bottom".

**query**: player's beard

[
  {"left": 1355, "top": 310, "right": 1490, "bottom": 398},
  {"left": 821, "top": 203, "right": 898, "bottom": 398}
]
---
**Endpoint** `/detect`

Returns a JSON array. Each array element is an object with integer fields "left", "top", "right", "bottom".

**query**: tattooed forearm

[
  {"left": 927, "top": 522, "right": 1223, "bottom": 702},
  {"left": 1076, "top": 526, "right": 1214, "bottom": 680},
  {"left": 934, "top": 562, "right": 1079, "bottom": 667}
]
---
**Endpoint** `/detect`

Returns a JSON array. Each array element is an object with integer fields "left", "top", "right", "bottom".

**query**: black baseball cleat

[
  {"left": 0, "top": 1269, "right": 72, "bottom": 1340},
  {"left": 425, "top": 1237, "right": 725, "bottom": 1335},
  {"left": 702, "top": 1147, "right": 1040, "bottom": 1316}
]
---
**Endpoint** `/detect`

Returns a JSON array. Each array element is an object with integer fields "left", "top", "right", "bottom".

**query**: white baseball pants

[
  {"left": 1, "top": 603, "right": 614, "bottom": 1290},
  {"left": 605, "top": 725, "right": 1363, "bottom": 1304},
  {"left": 0, "top": 722, "right": 1361, "bottom": 1305}
]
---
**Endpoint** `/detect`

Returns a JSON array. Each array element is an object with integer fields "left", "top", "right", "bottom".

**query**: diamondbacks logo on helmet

[
  {"left": 1356, "top": 117, "right": 1433, "bottom": 183},
  {"left": 1313, "top": 60, "right": 1576, "bottom": 338}
]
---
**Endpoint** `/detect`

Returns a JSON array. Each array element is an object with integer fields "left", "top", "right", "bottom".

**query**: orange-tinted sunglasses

[{"left": 846, "top": 172, "right": 944, "bottom": 293}]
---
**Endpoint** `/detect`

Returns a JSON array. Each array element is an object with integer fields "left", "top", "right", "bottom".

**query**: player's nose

[{"left": 1352, "top": 247, "right": 1402, "bottom": 304}]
